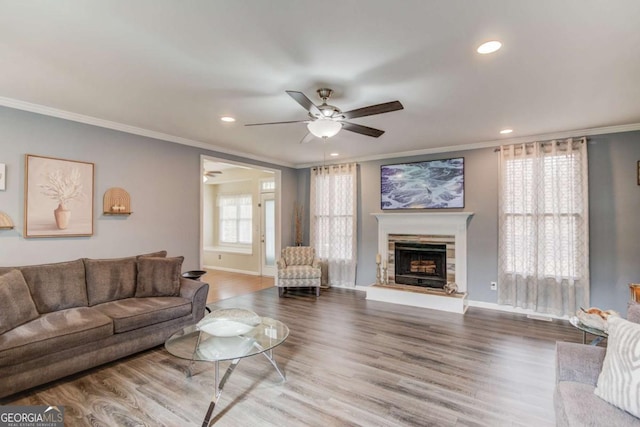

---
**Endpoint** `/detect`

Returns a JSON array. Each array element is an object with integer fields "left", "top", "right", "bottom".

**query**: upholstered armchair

[{"left": 276, "top": 246, "right": 321, "bottom": 297}]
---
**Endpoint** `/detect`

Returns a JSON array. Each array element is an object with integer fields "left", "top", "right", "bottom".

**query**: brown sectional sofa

[{"left": 0, "top": 251, "right": 209, "bottom": 399}]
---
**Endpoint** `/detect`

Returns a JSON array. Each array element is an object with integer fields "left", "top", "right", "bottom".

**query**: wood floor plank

[{"left": 3, "top": 279, "right": 586, "bottom": 426}]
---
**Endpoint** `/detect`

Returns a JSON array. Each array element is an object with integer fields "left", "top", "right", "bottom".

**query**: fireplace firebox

[{"left": 394, "top": 242, "right": 447, "bottom": 288}]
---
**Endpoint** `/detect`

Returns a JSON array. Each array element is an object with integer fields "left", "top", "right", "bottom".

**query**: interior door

[{"left": 260, "top": 192, "right": 276, "bottom": 277}]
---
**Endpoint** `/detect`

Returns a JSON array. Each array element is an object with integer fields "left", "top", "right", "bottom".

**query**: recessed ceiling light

[
  {"left": 330, "top": 152, "right": 339, "bottom": 157},
  {"left": 500, "top": 129, "right": 513, "bottom": 134},
  {"left": 477, "top": 40, "right": 502, "bottom": 54},
  {"left": 220, "top": 116, "right": 236, "bottom": 122}
]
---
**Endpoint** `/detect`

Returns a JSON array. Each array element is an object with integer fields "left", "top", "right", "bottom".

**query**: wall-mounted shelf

[
  {"left": 103, "top": 187, "right": 132, "bottom": 215},
  {"left": 103, "top": 211, "right": 133, "bottom": 216},
  {"left": 0, "top": 211, "right": 15, "bottom": 229}
]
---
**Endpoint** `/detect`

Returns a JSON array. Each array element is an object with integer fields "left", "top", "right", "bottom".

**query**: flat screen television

[{"left": 381, "top": 157, "right": 464, "bottom": 209}]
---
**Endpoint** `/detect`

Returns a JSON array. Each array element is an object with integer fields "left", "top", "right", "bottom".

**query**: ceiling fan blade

[
  {"left": 341, "top": 100, "right": 404, "bottom": 120},
  {"left": 244, "top": 120, "right": 308, "bottom": 127},
  {"left": 341, "top": 122, "right": 385, "bottom": 138},
  {"left": 286, "top": 90, "right": 322, "bottom": 116},
  {"left": 299, "top": 132, "right": 316, "bottom": 144}
]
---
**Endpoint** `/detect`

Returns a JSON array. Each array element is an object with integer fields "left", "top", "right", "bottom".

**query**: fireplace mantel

[{"left": 367, "top": 212, "right": 473, "bottom": 313}]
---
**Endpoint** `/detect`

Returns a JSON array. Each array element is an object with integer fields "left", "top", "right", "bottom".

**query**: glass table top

[
  {"left": 569, "top": 316, "right": 608, "bottom": 338},
  {"left": 165, "top": 312, "right": 289, "bottom": 362}
]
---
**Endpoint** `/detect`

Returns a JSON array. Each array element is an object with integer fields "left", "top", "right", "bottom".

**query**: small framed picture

[{"left": 0, "top": 163, "right": 5, "bottom": 191}]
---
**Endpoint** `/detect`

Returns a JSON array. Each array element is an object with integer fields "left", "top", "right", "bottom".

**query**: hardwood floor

[
  {"left": 4, "top": 276, "right": 585, "bottom": 427},
  {"left": 202, "top": 269, "right": 274, "bottom": 304}
]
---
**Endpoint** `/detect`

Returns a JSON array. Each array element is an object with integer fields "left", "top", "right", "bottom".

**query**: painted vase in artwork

[{"left": 54, "top": 203, "right": 71, "bottom": 229}]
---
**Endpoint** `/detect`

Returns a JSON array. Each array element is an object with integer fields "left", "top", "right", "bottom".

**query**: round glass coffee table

[{"left": 165, "top": 309, "right": 289, "bottom": 427}]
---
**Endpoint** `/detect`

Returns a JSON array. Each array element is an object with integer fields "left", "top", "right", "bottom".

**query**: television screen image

[{"left": 381, "top": 157, "right": 464, "bottom": 209}]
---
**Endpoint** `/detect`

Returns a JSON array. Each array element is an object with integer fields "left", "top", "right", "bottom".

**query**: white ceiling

[{"left": 1, "top": 1, "right": 639, "bottom": 168}]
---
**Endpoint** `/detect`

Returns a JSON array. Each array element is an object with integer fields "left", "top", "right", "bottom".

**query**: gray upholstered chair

[{"left": 276, "top": 246, "right": 321, "bottom": 297}]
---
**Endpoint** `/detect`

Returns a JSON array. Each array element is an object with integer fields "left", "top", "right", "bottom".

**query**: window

[
  {"left": 310, "top": 163, "right": 358, "bottom": 287},
  {"left": 502, "top": 152, "right": 584, "bottom": 278},
  {"left": 260, "top": 178, "right": 275, "bottom": 192},
  {"left": 498, "top": 138, "right": 589, "bottom": 316},
  {"left": 218, "top": 194, "right": 252, "bottom": 245}
]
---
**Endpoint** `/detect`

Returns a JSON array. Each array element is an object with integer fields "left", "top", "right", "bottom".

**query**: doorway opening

[{"left": 200, "top": 155, "right": 281, "bottom": 278}]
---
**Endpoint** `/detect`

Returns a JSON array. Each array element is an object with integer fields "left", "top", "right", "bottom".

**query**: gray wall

[
  {"left": 0, "top": 106, "right": 297, "bottom": 270},
  {"left": 588, "top": 132, "right": 640, "bottom": 314},
  {"left": 298, "top": 131, "right": 640, "bottom": 315}
]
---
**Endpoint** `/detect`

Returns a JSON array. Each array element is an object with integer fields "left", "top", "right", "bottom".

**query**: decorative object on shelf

[
  {"left": 196, "top": 308, "right": 261, "bottom": 337},
  {"left": 0, "top": 163, "right": 5, "bottom": 191},
  {"left": 375, "top": 253, "right": 382, "bottom": 285},
  {"left": 381, "top": 157, "right": 464, "bottom": 209},
  {"left": 25, "top": 154, "right": 94, "bottom": 238},
  {"left": 0, "top": 211, "right": 14, "bottom": 229},
  {"left": 443, "top": 282, "right": 458, "bottom": 295},
  {"left": 629, "top": 283, "right": 640, "bottom": 302},
  {"left": 103, "top": 187, "right": 132, "bottom": 215}
]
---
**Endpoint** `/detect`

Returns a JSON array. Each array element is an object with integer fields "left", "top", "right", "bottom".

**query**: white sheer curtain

[
  {"left": 498, "top": 138, "right": 589, "bottom": 316},
  {"left": 310, "top": 163, "right": 357, "bottom": 287}
]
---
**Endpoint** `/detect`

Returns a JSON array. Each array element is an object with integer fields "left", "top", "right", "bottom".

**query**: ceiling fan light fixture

[
  {"left": 307, "top": 119, "right": 342, "bottom": 138},
  {"left": 477, "top": 40, "right": 502, "bottom": 54}
]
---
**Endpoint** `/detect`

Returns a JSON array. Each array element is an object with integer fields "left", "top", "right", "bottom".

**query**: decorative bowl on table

[
  {"left": 575, "top": 307, "right": 620, "bottom": 332},
  {"left": 196, "top": 308, "right": 261, "bottom": 337}
]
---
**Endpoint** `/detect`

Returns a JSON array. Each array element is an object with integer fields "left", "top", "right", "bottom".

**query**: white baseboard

[
  {"left": 467, "top": 300, "right": 569, "bottom": 320},
  {"left": 203, "top": 265, "right": 260, "bottom": 276}
]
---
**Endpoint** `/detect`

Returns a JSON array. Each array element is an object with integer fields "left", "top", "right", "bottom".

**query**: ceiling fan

[
  {"left": 245, "top": 88, "right": 403, "bottom": 141},
  {"left": 203, "top": 170, "right": 222, "bottom": 182}
]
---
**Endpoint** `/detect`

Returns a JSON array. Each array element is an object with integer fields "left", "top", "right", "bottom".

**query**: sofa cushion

[
  {"left": 84, "top": 257, "right": 137, "bottom": 306},
  {"left": 555, "top": 381, "right": 640, "bottom": 427},
  {"left": 135, "top": 256, "right": 184, "bottom": 297},
  {"left": 595, "top": 316, "right": 640, "bottom": 417},
  {"left": 136, "top": 250, "right": 168, "bottom": 259},
  {"left": 19, "top": 259, "right": 88, "bottom": 313},
  {"left": 93, "top": 297, "right": 192, "bottom": 333},
  {"left": 0, "top": 270, "right": 40, "bottom": 334},
  {"left": 0, "top": 307, "right": 113, "bottom": 367},
  {"left": 277, "top": 265, "right": 321, "bottom": 279}
]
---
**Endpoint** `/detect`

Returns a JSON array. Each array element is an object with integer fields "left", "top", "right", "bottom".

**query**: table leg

[
  {"left": 202, "top": 358, "right": 241, "bottom": 427},
  {"left": 260, "top": 348, "right": 286, "bottom": 381},
  {"left": 582, "top": 330, "right": 587, "bottom": 345}
]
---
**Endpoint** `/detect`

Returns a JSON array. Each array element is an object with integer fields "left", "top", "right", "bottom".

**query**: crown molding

[
  {"left": 295, "top": 122, "right": 640, "bottom": 169},
  {"left": 0, "top": 97, "right": 295, "bottom": 169}
]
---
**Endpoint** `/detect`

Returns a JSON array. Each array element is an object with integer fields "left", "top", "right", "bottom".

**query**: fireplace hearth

[{"left": 394, "top": 242, "right": 447, "bottom": 288}]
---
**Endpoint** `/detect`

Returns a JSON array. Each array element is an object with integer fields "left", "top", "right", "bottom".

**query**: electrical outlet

[{"left": 490, "top": 281, "right": 497, "bottom": 290}]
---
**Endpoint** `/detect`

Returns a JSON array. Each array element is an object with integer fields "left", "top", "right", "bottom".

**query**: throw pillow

[
  {"left": 20, "top": 259, "right": 88, "bottom": 313},
  {"left": 84, "top": 257, "right": 137, "bottom": 306},
  {"left": 0, "top": 270, "right": 40, "bottom": 334},
  {"left": 136, "top": 250, "right": 168, "bottom": 259},
  {"left": 135, "top": 256, "right": 184, "bottom": 297},
  {"left": 594, "top": 316, "right": 640, "bottom": 417}
]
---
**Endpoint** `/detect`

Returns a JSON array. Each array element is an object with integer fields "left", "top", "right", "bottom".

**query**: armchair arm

[
  {"left": 312, "top": 258, "right": 321, "bottom": 269},
  {"left": 628, "top": 302, "right": 640, "bottom": 324},
  {"left": 555, "top": 342, "right": 606, "bottom": 386},
  {"left": 277, "top": 258, "right": 287, "bottom": 269}
]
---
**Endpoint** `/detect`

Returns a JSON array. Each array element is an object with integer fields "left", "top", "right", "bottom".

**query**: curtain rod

[{"left": 493, "top": 137, "right": 586, "bottom": 152}]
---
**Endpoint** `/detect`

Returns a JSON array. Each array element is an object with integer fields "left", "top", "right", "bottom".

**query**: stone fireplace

[{"left": 365, "top": 212, "right": 473, "bottom": 313}]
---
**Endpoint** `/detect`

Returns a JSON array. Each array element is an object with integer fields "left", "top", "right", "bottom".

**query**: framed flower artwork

[{"left": 24, "top": 154, "right": 94, "bottom": 238}]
